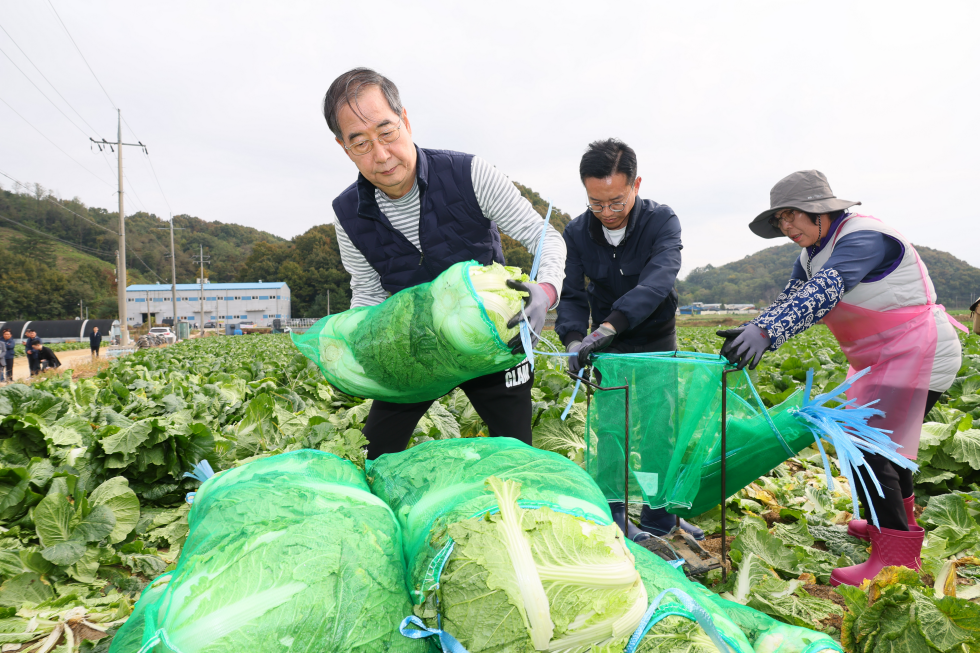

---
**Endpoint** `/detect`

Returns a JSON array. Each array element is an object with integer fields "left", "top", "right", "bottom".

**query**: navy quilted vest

[{"left": 332, "top": 146, "right": 505, "bottom": 294}]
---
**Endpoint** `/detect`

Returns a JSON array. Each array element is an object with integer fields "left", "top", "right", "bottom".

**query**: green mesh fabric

[
  {"left": 110, "top": 450, "right": 428, "bottom": 653},
  {"left": 366, "top": 437, "right": 612, "bottom": 604},
  {"left": 675, "top": 390, "right": 817, "bottom": 518},
  {"left": 587, "top": 352, "right": 818, "bottom": 515},
  {"left": 291, "top": 261, "right": 523, "bottom": 403},
  {"left": 627, "top": 542, "right": 842, "bottom": 653},
  {"left": 108, "top": 572, "right": 172, "bottom": 653}
]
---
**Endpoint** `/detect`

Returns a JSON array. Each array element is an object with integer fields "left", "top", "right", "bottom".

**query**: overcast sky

[{"left": 2, "top": 1, "right": 978, "bottom": 277}]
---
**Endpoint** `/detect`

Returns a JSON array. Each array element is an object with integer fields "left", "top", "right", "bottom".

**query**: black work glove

[
  {"left": 716, "top": 324, "right": 770, "bottom": 370},
  {"left": 506, "top": 280, "right": 550, "bottom": 355},
  {"left": 576, "top": 324, "right": 617, "bottom": 369},
  {"left": 566, "top": 340, "right": 585, "bottom": 376}
]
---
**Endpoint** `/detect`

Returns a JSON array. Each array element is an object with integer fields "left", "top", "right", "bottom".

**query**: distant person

[
  {"left": 32, "top": 342, "right": 61, "bottom": 373},
  {"left": 555, "top": 138, "right": 698, "bottom": 541},
  {"left": 1, "top": 329, "right": 14, "bottom": 383},
  {"left": 23, "top": 329, "right": 41, "bottom": 376},
  {"left": 716, "top": 170, "right": 965, "bottom": 587},
  {"left": 324, "top": 67, "right": 566, "bottom": 459},
  {"left": 89, "top": 326, "right": 102, "bottom": 358}
]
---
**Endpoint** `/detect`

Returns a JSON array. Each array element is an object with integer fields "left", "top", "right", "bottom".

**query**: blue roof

[{"left": 127, "top": 282, "right": 287, "bottom": 291}]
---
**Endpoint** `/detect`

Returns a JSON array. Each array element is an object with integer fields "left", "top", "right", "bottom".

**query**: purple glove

[
  {"left": 576, "top": 324, "right": 617, "bottom": 369},
  {"left": 716, "top": 324, "right": 770, "bottom": 370},
  {"left": 506, "top": 280, "right": 552, "bottom": 355}
]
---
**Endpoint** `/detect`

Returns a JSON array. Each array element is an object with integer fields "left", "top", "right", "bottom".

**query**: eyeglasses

[
  {"left": 344, "top": 121, "right": 402, "bottom": 156},
  {"left": 587, "top": 183, "right": 636, "bottom": 214},
  {"left": 767, "top": 209, "right": 802, "bottom": 229}
]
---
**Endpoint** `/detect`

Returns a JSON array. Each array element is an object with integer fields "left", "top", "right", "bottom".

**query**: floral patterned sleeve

[{"left": 751, "top": 268, "right": 844, "bottom": 351}]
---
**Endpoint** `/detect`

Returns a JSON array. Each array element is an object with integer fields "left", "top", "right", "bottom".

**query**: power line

[
  {"left": 48, "top": 197, "right": 118, "bottom": 235},
  {"left": 45, "top": 0, "right": 115, "bottom": 110},
  {"left": 0, "top": 43, "right": 89, "bottom": 137},
  {"left": 1, "top": 168, "right": 120, "bottom": 236},
  {"left": 0, "top": 211, "right": 114, "bottom": 256},
  {"left": 0, "top": 22, "right": 101, "bottom": 134},
  {"left": 0, "top": 94, "right": 113, "bottom": 187},
  {"left": 122, "top": 116, "right": 173, "bottom": 214}
]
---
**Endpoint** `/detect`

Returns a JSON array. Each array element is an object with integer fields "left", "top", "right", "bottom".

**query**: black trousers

[
  {"left": 1, "top": 358, "right": 11, "bottom": 380},
  {"left": 854, "top": 390, "right": 942, "bottom": 530},
  {"left": 363, "top": 359, "right": 534, "bottom": 460},
  {"left": 27, "top": 354, "right": 39, "bottom": 376}
]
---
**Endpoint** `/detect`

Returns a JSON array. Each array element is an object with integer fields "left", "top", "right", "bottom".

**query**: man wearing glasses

[
  {"left": 555, "top": 139, "right": 702, "bottom": 541},
  {"left": 325, "top": 68, "right": 566, "bottom": 460}
]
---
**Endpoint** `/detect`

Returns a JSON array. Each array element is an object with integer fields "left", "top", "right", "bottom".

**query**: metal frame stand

[
  {"left": 576, "top": 374, "right": 630, "bottom": 534},
  {"left": 574, "top": 364, "right": 736, "bottom": 581},
  {"left": 720, "top": 368, "right": 734, "bottom": 581}
]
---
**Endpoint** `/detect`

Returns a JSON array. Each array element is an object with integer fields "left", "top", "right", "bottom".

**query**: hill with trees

[
  {"left": 0, "top": 183, "right": 285, "bottom": 320},
  {"left": 678, "top": 242, "right": 980, "bottom": 308}
]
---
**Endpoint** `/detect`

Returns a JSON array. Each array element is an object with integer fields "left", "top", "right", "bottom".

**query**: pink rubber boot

[
  {"left": 829, "top": 525, "right": 923, "bottom": 587},
  {"left": 847, "top": 495, "right": 920, "bottom": 541}
]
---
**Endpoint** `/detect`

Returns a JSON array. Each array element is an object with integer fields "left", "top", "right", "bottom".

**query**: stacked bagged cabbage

[
  {"left": 368, "top": 438, "right": 842, "bottom": 653},
  {"left": 108, "top": 450, "right": 427, "bottom": 653},
  {"left": 292, "top": 261, "right": 529, "bottom": 403}
]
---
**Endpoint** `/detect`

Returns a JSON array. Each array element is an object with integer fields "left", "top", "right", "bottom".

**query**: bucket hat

[{"left": 750, "top": 170, "right": 861, "bottom": 238}]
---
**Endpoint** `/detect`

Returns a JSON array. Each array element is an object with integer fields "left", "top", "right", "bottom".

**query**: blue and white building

[{"left": 126, "top": 282, "right": 290, "bottom": 327}]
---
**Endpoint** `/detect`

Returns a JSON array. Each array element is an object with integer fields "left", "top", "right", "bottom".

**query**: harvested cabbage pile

[
  {"left": 292, "top": 260, "right": 528, "bottom": 403},
  {"left": 434, "top": 477, "right": 648, "bottom": 652}
]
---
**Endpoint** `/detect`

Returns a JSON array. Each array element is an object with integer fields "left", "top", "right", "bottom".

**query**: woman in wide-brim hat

[{"left": 717, "top": 169, "right": 965, "bottom": 587}]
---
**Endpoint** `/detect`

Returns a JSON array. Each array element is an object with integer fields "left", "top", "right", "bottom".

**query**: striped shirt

[{"left": 334, "top": 156, "right": 567, "bottom": 308}]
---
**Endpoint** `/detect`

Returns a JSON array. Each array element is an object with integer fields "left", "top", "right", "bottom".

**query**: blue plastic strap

[
  {"left": 528, "top": 201, "right": 553, "bottom": 282},
  {"left": 400, "top": 615, "right": 470, "bottom": 653},
  {"left": 185, "top": 491, "right": 196, "bottom": 505},
  {"left": 624, "top": 589, "right": 730, "bottom": 653},
  {"left": 788, "top": 366, "right": 918, "bottom": 528},
  {"left": 561, "top": 368, "right": 585, "bottom": 421},
  {"left": 183, "top": 459, "right": 215, "bottom": 483},
  {"left": 517, "top": 201, "right": 554, "bottom": 373},
  {"left": 742, "top": 369, "right": 794, "bottom": 456}
]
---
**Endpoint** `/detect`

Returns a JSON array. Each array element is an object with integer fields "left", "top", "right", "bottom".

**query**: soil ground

[{"left": 8, "top": 348, "right": 115, "bottom": 381}]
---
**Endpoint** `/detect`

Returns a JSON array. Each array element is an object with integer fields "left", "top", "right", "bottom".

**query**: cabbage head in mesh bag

[
  {"left": 109, "top": 450, "right": 428, "bottom": 653},
  {"left": 368, "top": 438, "right": 647, "bottom": 652},
  {"left": 292, "top": 261, "right": 528, "bottom": 403}
]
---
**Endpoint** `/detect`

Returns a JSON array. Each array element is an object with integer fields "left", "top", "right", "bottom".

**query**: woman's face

[{"left": 773, "top": 209, "right": 826, "bottom": 248}]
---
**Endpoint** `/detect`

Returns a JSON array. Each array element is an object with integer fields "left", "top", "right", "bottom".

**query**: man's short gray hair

[{"left": 323, "top": 68, "right": 403, "bottom": 141}]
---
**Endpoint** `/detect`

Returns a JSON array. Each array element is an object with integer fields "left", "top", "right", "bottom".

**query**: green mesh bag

[
  {"left": 587, "top": 352, "right": 818, "bottom": 514},
  {"left": 291, "top": 261, "right": 526, "bottom": 403},
  {"left": 109, "top": 450, "right": 428, "bottom": 653},
  {"left": 627, "top": 542, "right": 843, "bottom": 653}
]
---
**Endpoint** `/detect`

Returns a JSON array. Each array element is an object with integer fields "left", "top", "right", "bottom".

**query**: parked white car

[{"left": 148, "top": 327, "right": 177, "bottom": 345}]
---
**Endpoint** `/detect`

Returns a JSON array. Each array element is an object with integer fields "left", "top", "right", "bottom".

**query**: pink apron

[{"left": 821, "top": 227, "right": 967, "bottom": 459}]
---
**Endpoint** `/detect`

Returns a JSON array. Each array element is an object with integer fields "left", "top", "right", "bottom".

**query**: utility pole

[
  {"left": 156, "top": 216, "right": 185, "bottom": 339},
  {"left": 90, "top": 111, "right": 148, "bottom": 347},
  {"left": 193, "top": 245, "right": 210, "bottom": 338}
]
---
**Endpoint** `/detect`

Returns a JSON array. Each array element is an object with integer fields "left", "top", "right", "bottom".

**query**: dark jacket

[
  {"left": 35, "top": 346, "right": 60, "bottom": 367},
  {"left": 332, "top": 146, "right": 504, "bottom": 294},
  {"left": 24, "top": 336, "right": 41, "bottom": 358},
  {"left": 2, "top": 338, "right": 14, "bottom": 360},
  {"left": 556, "top": 198, "right": 682, "bottom": 347},
  {"left": 89, "top": 332, "right": 102, "bottom": 349}
]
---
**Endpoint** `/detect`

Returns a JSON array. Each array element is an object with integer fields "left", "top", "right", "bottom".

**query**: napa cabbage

[
  {"left": 429, "top": 476, "right": 647, "bottom": 652},
  {"left": 468, "top": 263, "right": 530, "bottom": 344}
]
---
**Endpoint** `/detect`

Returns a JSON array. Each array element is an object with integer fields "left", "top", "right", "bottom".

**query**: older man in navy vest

[{"left": 325, "top": 68, "right": 566, "bottom": 459}]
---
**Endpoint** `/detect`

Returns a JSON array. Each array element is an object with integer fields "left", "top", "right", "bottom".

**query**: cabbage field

[{"left": 1, "top": 326, "right": 979, "bottom": 652}]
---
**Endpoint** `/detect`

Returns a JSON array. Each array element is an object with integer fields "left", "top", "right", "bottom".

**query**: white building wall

[{"left": 126, "top": 286, "right": 291, "bottom": 326}]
